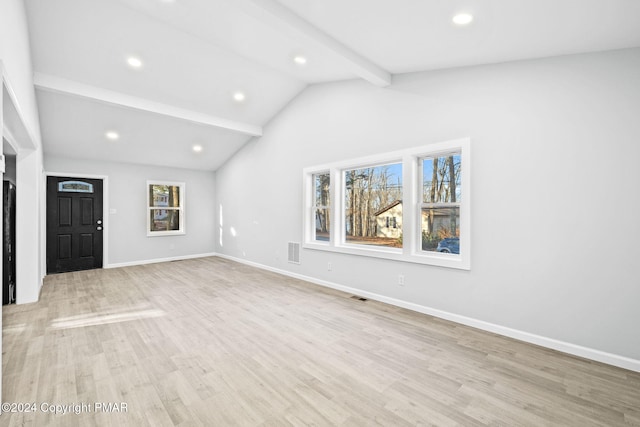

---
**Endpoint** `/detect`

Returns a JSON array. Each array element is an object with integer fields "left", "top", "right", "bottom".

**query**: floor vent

[
  {"left": 350, "top": 295, "right": 368, "bottom": 301},
  {"left": 287, "top": 242, "right": 300, "bottom": 264}
]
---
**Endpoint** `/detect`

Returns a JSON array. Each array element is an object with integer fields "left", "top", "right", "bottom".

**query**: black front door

[{"left": 46, "top": 176, "right": 103, "bottom": 274}]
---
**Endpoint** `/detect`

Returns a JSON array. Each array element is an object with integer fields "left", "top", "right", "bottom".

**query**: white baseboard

[
  {"left": 105, "top": 252, "right": 217, "bottom": 269},
  {"left": 216, "top": 253, "right": 640, "bottom": 373}
]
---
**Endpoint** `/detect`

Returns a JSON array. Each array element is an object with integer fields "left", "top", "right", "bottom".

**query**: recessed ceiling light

[
  {"left": 233, "top": 92, "right": 246, "bottom": 102},
  {"left": 105, "top": 131, "right": 119, "bottom": 141},
  {"left": 127, "top": 56, "right": 143, "bottom": 68},
  {"left": 452, "top": 13, "right": 473, "bottom": 26},
  {"left": 293, "top": 55, "right": 307, "bottom": 65},
  {"left": 192, "top": 144, "right": 203, "bottom": 153}
]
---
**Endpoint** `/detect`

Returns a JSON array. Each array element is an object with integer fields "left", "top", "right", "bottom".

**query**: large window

[
  {"left": 147, "top": 181, "right": 185, "bottom": 236},
  {"left": 303, "top": 138, "right": 470, "bottom": 269}
]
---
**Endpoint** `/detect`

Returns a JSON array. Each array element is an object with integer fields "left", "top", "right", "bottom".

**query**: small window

[
  {"left": 58, "top": 180, "right": 94, "bottom": 193},
  {"left": 147, "top": 181, "right": 185, "bottom": 236}
]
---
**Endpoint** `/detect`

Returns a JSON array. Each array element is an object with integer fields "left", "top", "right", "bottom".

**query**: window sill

[
  {"left": 147, "top": 231, "right": 186, "bottom": 237},
  {"left": 303, "top": 241, "right": 469, "bottom": 270}
]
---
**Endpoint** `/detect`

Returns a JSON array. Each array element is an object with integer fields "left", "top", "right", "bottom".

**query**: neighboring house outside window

[
  {"left": 154, "top": 193, "right": 169, "bottom": 220},
  {"left": 147, "top": 181, "right": 186, "bottom": 236},
  {"left": 375, "top": 200, "right": 402, "bottom": 238}
]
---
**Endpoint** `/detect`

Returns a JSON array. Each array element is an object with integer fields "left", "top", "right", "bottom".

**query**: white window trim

[
  {"left": 147, "top": 180, "right": 186, "bottom": 237},
  {"left": 302, "top": 138, "right": 470, "bottom": 270}
]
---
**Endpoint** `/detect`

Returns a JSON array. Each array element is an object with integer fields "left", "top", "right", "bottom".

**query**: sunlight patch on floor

[
  {"left": 49, "top": 304, "right": 165, "bottom": 330},
  {"left": 3, "top": 323, "right": 27, "bottom": 334}
]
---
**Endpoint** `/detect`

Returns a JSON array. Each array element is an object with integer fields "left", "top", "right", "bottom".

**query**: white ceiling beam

[
  {"left": 236, "top": 0, "right": 392, "bottom": 87},
  {"left": 3, "top": 68, "right": 39, "bottom": 151},
  {"left": 33, "top": 73, "right": 263, "bottom": 137}
]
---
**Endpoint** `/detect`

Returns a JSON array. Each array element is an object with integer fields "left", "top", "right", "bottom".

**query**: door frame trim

[{"left": 45, "top": 172, "right": 109, "bottom": 269}]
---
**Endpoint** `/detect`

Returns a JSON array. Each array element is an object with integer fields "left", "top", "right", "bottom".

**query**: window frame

[
  {"left": 146, "top": 180, "right": 186, "bottom": 237},
  {"left": 302, "top": 138, "right": 470, "bottom": 270}
]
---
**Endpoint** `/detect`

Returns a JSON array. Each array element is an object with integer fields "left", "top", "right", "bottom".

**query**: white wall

[
  {"left": 215, "top": 48, "right": 640, "bottom": 366},
  {"left": 1, "top": 0, "right": 45, "bottom": 403},
  {"left": 45, "top": 156, "right": 216, "bottom": 266},
  {"left": 1, "top": 0, "right": 45, "bottom": 305}
]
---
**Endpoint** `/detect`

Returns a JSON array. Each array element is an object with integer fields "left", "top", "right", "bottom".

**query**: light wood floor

[{"left": 2, "top": 257, "right": 639, "bottom": 426}]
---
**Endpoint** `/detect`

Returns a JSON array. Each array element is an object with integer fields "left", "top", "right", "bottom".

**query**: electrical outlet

[
  {"left": 398, "top": 274, "right": 405, "bottom": 286},
  {"left": 328, "top": 262, "right": 332, "bottom": 271}
]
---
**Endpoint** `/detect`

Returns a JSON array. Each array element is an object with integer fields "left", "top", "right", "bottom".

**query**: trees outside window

[
  {"left": 147, "top": 181, "right": 185, "bottom": 236},
  {"left": 303, "top": 138, "right": 470, "bottom": 270},
  {"left": 421, "top": 154, "right": 461, "bottom": 252},
  {"left": 313, "top": 173, "right": 330, "bottom": 242},
  {"left": 344, "top": 163, "right": 402, "bottom": 248}
]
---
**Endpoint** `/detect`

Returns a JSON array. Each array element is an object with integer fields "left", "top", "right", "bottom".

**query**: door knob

[
  {"left": 97, "top": 219, "right": 103, "bottom": 225},
  {"left": 97, "top": 226, "right": 103, "bottom": 231}
]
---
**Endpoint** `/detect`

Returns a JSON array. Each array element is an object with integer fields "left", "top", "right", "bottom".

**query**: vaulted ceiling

[{"left": 25, "top": 0, "right": 640, "bottom": 170}]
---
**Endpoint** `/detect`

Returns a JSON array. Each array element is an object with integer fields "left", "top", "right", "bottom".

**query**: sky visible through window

[
  {"left": 422, "top": 154, "right": 461, "bottom": 202},
  {"left": 385, "top": 163, "right": 403, "bottom": 187}
]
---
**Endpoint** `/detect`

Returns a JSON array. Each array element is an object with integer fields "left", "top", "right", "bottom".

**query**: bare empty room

[{"left": 1, "top": 0, "right": 639, "bottom": 425}]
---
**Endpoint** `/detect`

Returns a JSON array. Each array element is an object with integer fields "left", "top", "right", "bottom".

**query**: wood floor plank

[{"left": 2, "top": 256, "right": 639, "bottom": 426}]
